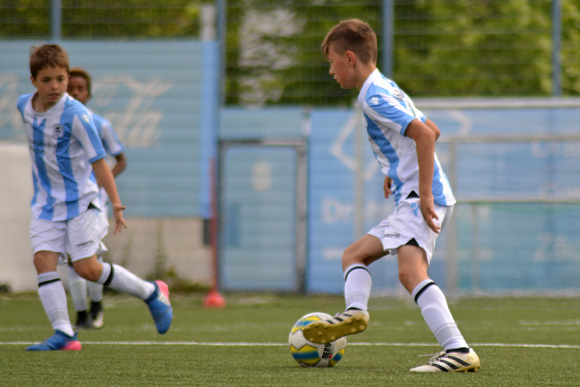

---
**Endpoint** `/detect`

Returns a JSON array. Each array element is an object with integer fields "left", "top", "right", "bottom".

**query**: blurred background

[{"left": 1, "top": 0, "right": 579, "bottom": 296}]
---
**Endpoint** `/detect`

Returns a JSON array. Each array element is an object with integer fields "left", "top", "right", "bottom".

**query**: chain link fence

[
  {"left": 2, "top": 0, "right": 578, "bottom": 106},
  {"left": 224, "top": 0, "right": 580, "bottom": 105}
]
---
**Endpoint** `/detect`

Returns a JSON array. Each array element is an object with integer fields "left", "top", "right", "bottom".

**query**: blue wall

[
  {"left": 0, "top": 40, "right": 218, "bottom": 217},
  {"left": 2, "top": 40, "right": 579, "bottom": 294},
  {"left": 219, "top": 106, "right": 580, "bottom": 294}
]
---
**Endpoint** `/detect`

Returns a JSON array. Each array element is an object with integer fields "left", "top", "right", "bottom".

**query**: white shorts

[
  {"left": 367, "top": 196, "right": 453, "bottom": 263},
  {"left": 30, "top": 208, "right": 109, "bottom": 263}
]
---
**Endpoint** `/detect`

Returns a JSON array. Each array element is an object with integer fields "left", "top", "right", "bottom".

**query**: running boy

[
  {"left": 66, "top": 67, "right": 128, "bottom": 330},
  {"left": 18, "top": 44, "right": 172, "bottom": 351},
  {"left": 303, "top": 19, "right": 480, "bottom": 372}
]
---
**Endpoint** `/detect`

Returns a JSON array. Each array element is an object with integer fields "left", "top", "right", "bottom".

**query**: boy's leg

[
  {"left": 27, "top": 251, "right": 81, "bottom": 351},
  {"left": 87, "top": 255, "right": 105, "bottom": 328},
  {"left": 68, "top": 208, "right": 173, "bottom": 334},
  {"left": 75, "top": 258, "right": 154, "bottom": 299},
  {"left": 67, "top": 263, "right": 92, "bottom": 329},
  {"left": 88, "top": 255, "right": 104, "bottom": 302},
  {"left": 397, "top": 245, "right": 479, "bottom": 372},
  {"left": 73, "top": 257, "right": 173, "bottom": 334},
  {"left": 398, "top": 245, "right": 468, "bottom": 351},
  {"left": 304, "top": 235, "right": 385, "bottom": 344}
]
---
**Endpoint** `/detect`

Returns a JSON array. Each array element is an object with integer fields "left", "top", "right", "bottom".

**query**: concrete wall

[
  {"left": 0, "top": 144, "right": 211, "bottom": 292},
  {"left": 0, "top": 144, "right": 35, "bottom": 291}
]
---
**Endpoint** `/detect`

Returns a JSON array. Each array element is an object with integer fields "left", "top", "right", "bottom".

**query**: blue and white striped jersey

[
  {"left": 17, "top": 92, "right": 106, "bottom": 221},
  {"left": 91, "top": 112, "right": 124, "bottom": 157},
  {"left": 357, "top": 69, "right": 455, "bottom": 207}
]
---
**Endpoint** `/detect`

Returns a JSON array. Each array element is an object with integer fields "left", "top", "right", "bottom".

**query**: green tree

[
  {"left": 394, "top": 0, "right": 553, "bottom": 97},
  {"left": 561, "top": 0, "right": 580, "bottom": 95},
  {"left": 1, "top": 0, "right": 578, "bottom": 104}
]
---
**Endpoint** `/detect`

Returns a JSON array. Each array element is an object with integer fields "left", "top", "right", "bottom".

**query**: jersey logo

[
  {"left": 53, "top": 124, "right": 64, "bottom": 137},
  {"left": 369, "top": 96, "right": 379, "bottom": 105},
  {"left": 82, "top": 114, "right": 90, "bottom": 123},
  {"left": 391, "top": 88, "right": 404, "bottom": 100}
]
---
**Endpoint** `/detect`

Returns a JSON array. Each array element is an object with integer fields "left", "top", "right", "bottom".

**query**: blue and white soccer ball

[{"left": 288, "top": 312, "right": 347, "bottom": 367}]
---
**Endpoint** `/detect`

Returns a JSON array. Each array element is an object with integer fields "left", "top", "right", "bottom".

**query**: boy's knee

[
  {"left": 398, "top": 267, "right": 430, "bottom": 294},
  {"left": 398, "top": 268, "right": 412, "bottom": 287},
  {"left": 398, "top": 267, "right": 421, "bottom": 290},
  {"left": 342, "top": 246, "right": 362, "bottom": 270},
  {"left": 33, "top": 251, "right": 59, "bottom": 273},
  {"left": 73, "top": 260, "right": 102, "bottom": 282},
  {"left": 76, "top": 267, "right": 101, "bottom": 282}
]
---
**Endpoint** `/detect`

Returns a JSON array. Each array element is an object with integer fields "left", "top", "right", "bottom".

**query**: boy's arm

[
  {"left": 100, "top": 120, "right": 127, "bottom": 178},
  {"left": 383, "top": 176, "right": 393, "bottom": 199},
  {"left": 111, "top": 153, "right": 127, "bottom": 178},
  {"left": 405, "top": 118, "right": 440, "bottom": 233},
  {"left": 424, "top": 118, "right": 441, "bottom": 141},
  {"left": 92, "top": 158, "right": 127, "bottom": 234}
]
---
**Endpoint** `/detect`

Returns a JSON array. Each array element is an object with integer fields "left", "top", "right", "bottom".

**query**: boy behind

[
  {"left": 65, "top": 67, "right": 128, "bottom": 330},
  {"left": 302, "top": 20, "right": 480, "bottom": 373},
  {"left": 18, "top": 44, "right": 172, "bottom": 351}
]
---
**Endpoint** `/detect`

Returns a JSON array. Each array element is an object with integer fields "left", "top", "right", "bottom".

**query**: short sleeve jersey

[
  {"left": 17, "top": 92, "right": 107, "bottom": 221},
  {"left": 91, "top": 112, "right": 124, "bottom": 157},
  {"left": 357, "top": 69, "right": 455, "bottom": 207}
]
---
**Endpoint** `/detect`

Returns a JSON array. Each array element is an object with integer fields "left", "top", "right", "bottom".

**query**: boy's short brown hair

[
  {"left": 322, "top": 19, "right": 377, "bottom": 65},
  {"left": 29, "top": 44, "right": 70, "bottom": 79},
  {"left": 69, "top": 67, "right": 92, "bottom": 96}
]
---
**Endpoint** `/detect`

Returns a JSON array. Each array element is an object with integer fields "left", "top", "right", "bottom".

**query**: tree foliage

[{"left": 1, "top": 0, "right": 578, "bottom": 106}]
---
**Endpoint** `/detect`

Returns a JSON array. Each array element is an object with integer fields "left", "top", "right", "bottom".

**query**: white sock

[
  {"left": 88, "top": 256, "right": 104, "bottom": 302},
  {"left": 412, "top": 279, "right": 468, "bottom": 351},
  {"left": 97, "top": 263, "right": 155, "bottom": 300},
  {"left": 67, "top": 265, "right": 88, "bottom": 312},
  {"left": 37, "top": 272, "right": 74, "bottom": 337},
  {"left": 344, "top": 264, "right": 372, "bottom": 311}
]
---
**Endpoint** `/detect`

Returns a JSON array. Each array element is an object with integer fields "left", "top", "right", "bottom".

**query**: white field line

[{"left": 1, "top": 341, "right": 579, "bottom": 349}]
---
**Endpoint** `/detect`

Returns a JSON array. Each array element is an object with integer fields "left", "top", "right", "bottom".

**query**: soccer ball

[{"left": 288, "top": 312, "right": 347, "bottom": 367}]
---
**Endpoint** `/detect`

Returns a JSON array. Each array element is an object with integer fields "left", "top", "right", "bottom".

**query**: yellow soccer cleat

[{"left": 303, "top": 310, "right": 369, "bottom": 344}]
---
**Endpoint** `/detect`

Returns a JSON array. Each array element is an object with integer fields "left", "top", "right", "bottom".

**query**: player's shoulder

[
  {"left": 365, "top": 76, "right": 409, "bottom": 107},
  {"left": 17, "top": 93, "right": 34, "bottom": 112},
  {"left": 17, "top": 93, "right": 34, "bottom": 104},
  {"left": 91, "top": 111, "right": 111, "bottom": 128},
  {"left": 367, "top": 75, "right": 400, "bottom": 96},
  {"left": 63, "top": 95, "right": 93, "bottom": 125}
]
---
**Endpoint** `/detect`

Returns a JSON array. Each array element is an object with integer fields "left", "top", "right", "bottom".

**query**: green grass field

[{"left": 1, "top": 292, "right": 579, "bottom": 386}]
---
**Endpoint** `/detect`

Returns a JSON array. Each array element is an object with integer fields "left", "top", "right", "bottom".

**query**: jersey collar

[{"left": 357, "top": 69, "right": 382, "bottom": 108}]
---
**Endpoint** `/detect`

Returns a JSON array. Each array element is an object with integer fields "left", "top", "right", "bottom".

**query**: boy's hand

[
  {"left": 383, "top": 176, "right": 393, "bottom": 199},
  {"left": 112, "top": 203, "right": 128, "bottom": 235},
  {"left": 420, "top": 194, "right": 440, "bottom": 234}
]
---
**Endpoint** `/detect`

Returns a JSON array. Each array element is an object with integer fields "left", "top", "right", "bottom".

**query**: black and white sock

[
  {"left": 344, "top": 264, "right": 372, "bottom": 311},
  {"left": 37, "top": 272, "right": 74, "bottom": 337},
  {"left": 412, "top": 279, "right": 468, "bottom": 352},
  {"left": 97, "top": 263, "right": 154, "bottom": 300}
]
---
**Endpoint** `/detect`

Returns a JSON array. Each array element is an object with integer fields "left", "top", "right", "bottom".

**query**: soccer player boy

[
  {"left": 303, "top": 19, "right": 480, "bottom": 373},
  {"left": 17, "top": 44, "right": 173, "bottom": 351},
  {"left": 66, "top": 67, "right": 128, "bottom": 330}
]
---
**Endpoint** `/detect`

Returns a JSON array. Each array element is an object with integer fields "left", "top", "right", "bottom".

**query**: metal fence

[
  {"left": 224, "top": 0, "right": 579, "bottom": 105},
  {"left": 214, "top": 100, "right": 580, "bottom": 295},
  {"left": 2, "top": 0, "right": 578, "bottom": 106}
]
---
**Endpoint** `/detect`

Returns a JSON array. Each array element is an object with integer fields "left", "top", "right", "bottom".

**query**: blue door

[{"left": 219, "top": 145, "right": 298, "bottom": 291}]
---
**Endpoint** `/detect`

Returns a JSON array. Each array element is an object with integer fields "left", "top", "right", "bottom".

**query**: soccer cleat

[
  {"left": 303, "top": 310, "right": 369, "bottom": 344},
  {"left": 26, "top": 330, "right": 82, "bottom": 351},
  {"left": 145, "top": 280, "right": 173, "bottom": 334},
  {"left": 73, "top": 310, "right": 93, "bottom": 330},
  {"left": 410, "top": 348, "right": 480, "bottom": 372},
  {"left": 90, "top": 301, "right": 104, "bottom": 329}
]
